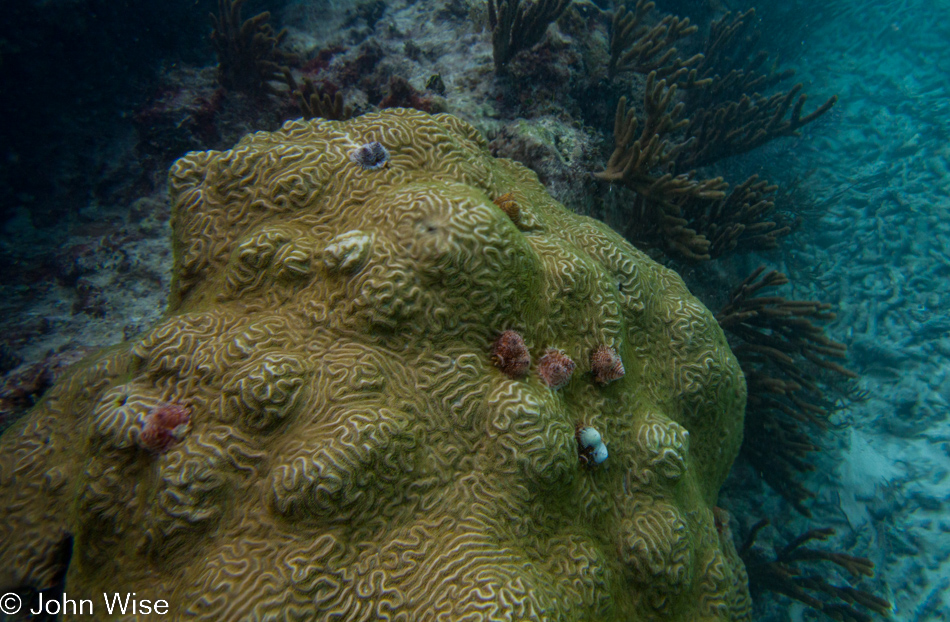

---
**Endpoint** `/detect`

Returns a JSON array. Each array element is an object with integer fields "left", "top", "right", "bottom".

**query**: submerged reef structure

[{"left": 0, "top": 109, "right": 751, "bottom": 619}]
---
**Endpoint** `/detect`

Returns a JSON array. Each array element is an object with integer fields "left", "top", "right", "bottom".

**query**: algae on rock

[{"left": 0, "top": 109, "right": 750, "bottom": 621}]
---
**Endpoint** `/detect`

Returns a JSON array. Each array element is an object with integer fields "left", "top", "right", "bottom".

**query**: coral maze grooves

[{"left": 0, "top": 109, "right": 750, "bottom": 620}]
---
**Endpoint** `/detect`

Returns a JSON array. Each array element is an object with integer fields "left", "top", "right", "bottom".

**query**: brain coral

[{"left": 0, "top": 109, "right": 750, "bottom": 621}]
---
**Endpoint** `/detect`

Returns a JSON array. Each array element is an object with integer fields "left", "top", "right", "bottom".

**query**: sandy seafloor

[
  {"left": 1, "top": 0, "right": 948, "bottom": 619},
  {"left": 755, "top": 1, "right": 950, "bottom": 618}
]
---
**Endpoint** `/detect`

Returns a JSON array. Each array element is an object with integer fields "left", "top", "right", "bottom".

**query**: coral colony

[{"left": 0, "top": 110, "right": 752, "bottom": 620}]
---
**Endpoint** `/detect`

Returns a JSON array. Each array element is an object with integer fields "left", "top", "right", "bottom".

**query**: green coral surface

[{"left": 0, "top": 109, "right": 750, "bottom": 621}]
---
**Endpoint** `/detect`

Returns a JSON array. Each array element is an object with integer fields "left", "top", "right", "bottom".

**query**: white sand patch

[{"left": 837, "top": 427, "right": 905, "bottom": 527}]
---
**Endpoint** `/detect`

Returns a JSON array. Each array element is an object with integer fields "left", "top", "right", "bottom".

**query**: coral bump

[
  {"left": 492, "top": 330, "right": 531, "bottom": 379},
  {"left": 538, "top": 349, "right": 576, "bottom": 389},
  {"left": 141, "top": 402, "right": 192, "bottom": 453},
  {"left": 590, "top": 345, "right": 625, "bottom": 385}
]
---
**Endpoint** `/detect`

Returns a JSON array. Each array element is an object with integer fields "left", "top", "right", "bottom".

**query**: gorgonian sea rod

[{"left": 0, "top": 109, "right": 749, "bottom": 621}]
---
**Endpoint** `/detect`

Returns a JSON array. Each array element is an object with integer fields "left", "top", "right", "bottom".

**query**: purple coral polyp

[{"left": 349, "top": 141, "right": 390, "bottom": 170}]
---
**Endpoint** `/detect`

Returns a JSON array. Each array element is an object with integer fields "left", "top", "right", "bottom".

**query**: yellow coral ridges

[{"left": 0, "top": 109, "right": 749, "bottom": 621}]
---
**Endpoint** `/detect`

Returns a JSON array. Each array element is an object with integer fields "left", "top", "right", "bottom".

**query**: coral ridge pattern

[{"left": 0, "top": 109, "right": 749, "bottom": 620}]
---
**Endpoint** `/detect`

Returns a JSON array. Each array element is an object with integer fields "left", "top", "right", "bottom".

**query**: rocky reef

[{"left": 0, "top": 109, "right": 750, "bottom": 620}]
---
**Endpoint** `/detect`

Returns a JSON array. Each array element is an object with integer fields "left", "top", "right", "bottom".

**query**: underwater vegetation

[
  {"left": 739, "top": 520, "right": 892, "bottom": 622},
  {"left": 210, "top": 0, "right": 298, "bottom": 95}
]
